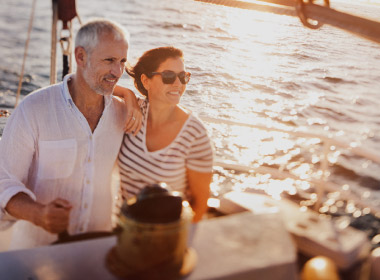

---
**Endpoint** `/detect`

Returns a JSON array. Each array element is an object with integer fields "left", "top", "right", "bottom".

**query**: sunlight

[
  {"left": 193, "top": 0, "right": 379, "bottom": 210},
  {"left": 220, "top": 7, "right": 287, "bottom": 80}
]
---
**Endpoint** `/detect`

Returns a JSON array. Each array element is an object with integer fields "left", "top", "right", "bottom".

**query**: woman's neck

[
  {"left": 147, "top": 101, "right": 179, "bottom": 128},
  {"left": 145, "top": 100, "right": 189, "bottom": 152}
]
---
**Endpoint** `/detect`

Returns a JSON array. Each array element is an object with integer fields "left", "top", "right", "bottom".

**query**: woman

[{"left": 117, "top": 46, "right": 213, "bottom": 222}]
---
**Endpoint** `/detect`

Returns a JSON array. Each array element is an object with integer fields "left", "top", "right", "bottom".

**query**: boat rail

[
  {"left": 1, "top": 115, "right": 379, "bottom": 215},
  {"left": 201, "top": 116, "right": 380, "bottom": 216}
]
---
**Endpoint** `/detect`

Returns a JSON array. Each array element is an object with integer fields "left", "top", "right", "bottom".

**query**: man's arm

[
  {"left": 5, "top": 193, "right": 72, "bottom": 233},
  {"left": 113, "top": 85, "right": 142, "bottom": 135},
  {"left": 0, "top": 103, "right": 37, "bottom": 229},
  {"left": 0, "top": 102, "right": 71, "bottom": 233}
]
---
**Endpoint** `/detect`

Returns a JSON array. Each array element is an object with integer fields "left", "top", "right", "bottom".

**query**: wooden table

[{"left": 0, "top": 212, "right": 298, "bottom": 280}]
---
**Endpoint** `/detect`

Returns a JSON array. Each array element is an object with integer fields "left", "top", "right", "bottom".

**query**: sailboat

[{"left": 0, "top": 0, "right": 380, "bottom": 279}]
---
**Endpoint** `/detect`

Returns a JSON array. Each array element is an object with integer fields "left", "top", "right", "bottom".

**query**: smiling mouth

[
  {"left": 105, "top": 78, "right": 117, "bottom": 84},
  {"left": 167, "top": 91, "right": 180, "bottom": 96}
]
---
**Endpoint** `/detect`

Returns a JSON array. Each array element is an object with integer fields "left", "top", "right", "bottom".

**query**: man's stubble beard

[{"left": 83, "top": 60, "right": 113, "bottom": 96}]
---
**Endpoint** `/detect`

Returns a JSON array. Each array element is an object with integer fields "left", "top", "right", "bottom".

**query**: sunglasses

[{"left": 149, "top": 71, "right": 191, "bottom": 84}]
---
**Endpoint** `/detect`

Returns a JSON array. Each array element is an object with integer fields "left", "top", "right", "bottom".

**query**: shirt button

[
  {"left": 87, "top": 158, "right": 91, "bottom": 163},
  {"left": 86, "top": 179, "right": 90, "bottom": 184},
  {"left": 84, "top": 203, "right": 88, "bottom": 209}
]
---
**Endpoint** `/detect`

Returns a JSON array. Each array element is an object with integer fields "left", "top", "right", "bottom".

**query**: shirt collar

[
  {"left": 62, "top": 73, "right": 74, "bottom": 106},
  {"left": 62, "top": 73, "right": 113, "bottom": 108}
]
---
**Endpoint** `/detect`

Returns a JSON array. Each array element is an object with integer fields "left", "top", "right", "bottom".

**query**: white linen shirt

[{"left": 0, "top": 74, "right": 126, "bottom": 249}]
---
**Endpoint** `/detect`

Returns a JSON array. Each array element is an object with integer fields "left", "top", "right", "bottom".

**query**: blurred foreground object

[
  {"left": 0, "top": 211, "right": 298, "bottom": 279},
  {"left": 370, "top": 248, "right": 380, "bottom": 280},
  {"left": 219, "top": 191, "right": 371, "bottom": 270},
  {"left": 301, "top": 256, "right": 340, "bottom": 280},
  {"left": 107, "top": 183, "right": 195, "bottom": 280}
]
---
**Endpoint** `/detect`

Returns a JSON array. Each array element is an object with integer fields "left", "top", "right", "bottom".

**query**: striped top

[{"left": 118, "top": 98, "right": 213, "bottom": 201}]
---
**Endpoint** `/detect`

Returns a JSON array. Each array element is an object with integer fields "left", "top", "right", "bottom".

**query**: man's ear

[
  {"left": 141, "top": 74, "right": 150, "bottom": 91},
  {"left": 75, "top": 46, "right": 87, "bottom": 67}
]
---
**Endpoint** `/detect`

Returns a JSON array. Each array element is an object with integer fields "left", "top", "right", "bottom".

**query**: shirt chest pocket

[{"left": 37, "top": 139, "right": 77, "bottom": 180}]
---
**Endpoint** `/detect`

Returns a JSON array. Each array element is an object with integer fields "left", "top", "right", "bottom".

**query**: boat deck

[{"left": 0, "top": 212, "right": 298, "bottom": 280}]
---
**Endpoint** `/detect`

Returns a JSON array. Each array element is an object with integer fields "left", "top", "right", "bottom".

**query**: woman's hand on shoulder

[{"left": 114, "top": 85, "right": 143, "bottom": 136}]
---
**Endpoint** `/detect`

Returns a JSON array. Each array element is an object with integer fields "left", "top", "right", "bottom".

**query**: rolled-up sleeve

[{"left": 0, "top": 103, "right": 37, "bottom": 229}]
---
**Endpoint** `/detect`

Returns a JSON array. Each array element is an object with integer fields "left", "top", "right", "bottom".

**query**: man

[{"left": 0, "top": 19, "right": 140, "bottom": 249}]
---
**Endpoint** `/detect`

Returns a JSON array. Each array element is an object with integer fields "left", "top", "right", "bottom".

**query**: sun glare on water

[
  {"left": 221, "top": 8, "right": 287, "bottom": 79},
  {"left": 198, "top": 0, "right": 380, "bottom": 218}
]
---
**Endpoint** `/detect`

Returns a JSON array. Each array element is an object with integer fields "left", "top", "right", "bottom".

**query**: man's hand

[
  {"left": 36, "top": 198, "right": 72, "bottom": 234},
  {"left": 5, "top": 193, "right": 72, "bottom": 234},
  {"left": 124, "top": 95, "right": 143, "bottom": 136},
  {"left": 113, "top": 85, "right": 142, "bottom": 135}
]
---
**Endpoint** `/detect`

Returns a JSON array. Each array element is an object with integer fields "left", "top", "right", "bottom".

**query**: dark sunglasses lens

[
  {"left": 159, "top": 71, "right": 190, "bottom": 84},
  {"left": 178, "top": 72, "right": 190, "bottom": 84},
  {"left": 161, "top": 72, "right": 177, "bottom": 84}
]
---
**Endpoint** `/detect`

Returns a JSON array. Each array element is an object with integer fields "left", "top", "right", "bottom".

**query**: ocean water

[{"left": 0, "top": 0, "right": 379, "bottom": 213}]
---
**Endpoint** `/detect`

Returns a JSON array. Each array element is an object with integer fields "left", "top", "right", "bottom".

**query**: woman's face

[{"left": 145, "top": 57, "right": 187, "bottom": 105}]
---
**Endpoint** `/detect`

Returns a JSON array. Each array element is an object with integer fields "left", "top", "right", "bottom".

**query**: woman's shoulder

[{"left": 183, "top": 111, "right": 209, "bottom": 137}]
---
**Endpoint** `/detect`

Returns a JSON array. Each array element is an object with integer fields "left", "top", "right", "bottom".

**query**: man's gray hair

[{"left": 75, "top": 19, "right": 129, "bottom": 53}]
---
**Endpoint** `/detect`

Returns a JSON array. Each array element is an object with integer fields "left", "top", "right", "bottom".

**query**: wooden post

[{"left": 50, "top": 0, "right": 58, "bottom": 85}]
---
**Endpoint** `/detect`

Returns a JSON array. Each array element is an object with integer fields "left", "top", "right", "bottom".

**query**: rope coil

[
  {"left": 59, "top": 22, "right": 74, "bottom": 79},
  {"left": 53, "top": 0, "right": 80, "bottom": 83}
]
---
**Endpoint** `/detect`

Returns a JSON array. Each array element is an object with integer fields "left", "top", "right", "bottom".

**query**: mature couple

[{"left": 0, "top": 19, "right": 213, "bottom": 250}]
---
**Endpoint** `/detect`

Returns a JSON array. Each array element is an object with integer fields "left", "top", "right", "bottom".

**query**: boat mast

[{"left": 50, "top": 0, "right": 79, "bottom": 84}]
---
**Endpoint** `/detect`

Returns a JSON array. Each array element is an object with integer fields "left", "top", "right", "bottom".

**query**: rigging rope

[
  {"left": 51, "top": 0, "right": 80, "bottom": 84},
  {"left": 15, "top": 0, "right": 37, "bottom": 108},
  {"left": 195, "top": 0, "right": 380, "bottom": 44},
  {"left": 50, "top": 0, "right": 58, "bottom": 84},
  {"left": 57, "top": 0, "right": 80, "bottom": 81},
  {"left": 59, "top": 22, "right": 74, "bottom": 80}
]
